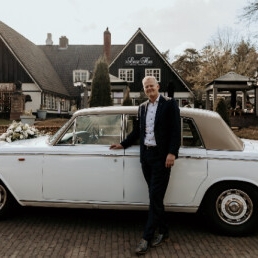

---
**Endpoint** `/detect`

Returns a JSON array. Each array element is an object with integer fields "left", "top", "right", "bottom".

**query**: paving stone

[{"left": 0, "top": 208, "right": 258, "bottom": 257}]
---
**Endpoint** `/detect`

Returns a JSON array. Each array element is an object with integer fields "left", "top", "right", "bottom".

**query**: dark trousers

[{"left": 141, "top": 147, "right": 171, "bottom": 241}]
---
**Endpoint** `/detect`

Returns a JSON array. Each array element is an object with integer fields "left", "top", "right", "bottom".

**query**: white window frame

[
  {"left": 73, "top": 70, "right": 89, "bottom": 83},
  {"left": 119, "top": 69, "right": 134, "bottom": 82},
  {"left": 145, "top": 69, "right": 161, "bottom": 82},
  {"left": 135, "top": 44, "right": 143, "bottom": 54}
]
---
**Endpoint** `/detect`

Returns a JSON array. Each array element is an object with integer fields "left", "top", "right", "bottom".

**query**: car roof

[
  {"left": 180, "top": 107, "right": 243, "bottom": 151},
  {"left": 73, "top": 106, "right": 244, "bottom": 151}
]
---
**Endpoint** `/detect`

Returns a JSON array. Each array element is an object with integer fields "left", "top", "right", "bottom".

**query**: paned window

[
  {"left": 119, "top": 69, "right": 134, "bottom": 82},
  {"left": 145, "top": 69, "right": 161, "bottom": 82},
  {"left": 135, "top": 44, "right": 143, "bottom": 54},
  {"left": 73, "top": 70, "right": 89, "bottom": 83}
]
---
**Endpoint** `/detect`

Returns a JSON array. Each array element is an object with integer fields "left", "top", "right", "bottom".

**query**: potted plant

[
  {"left": 20, "top": 110, "right": 36, "bottom": 125},
  {"left": 37, "top": 104, "right": 47, "bottom": 120}
]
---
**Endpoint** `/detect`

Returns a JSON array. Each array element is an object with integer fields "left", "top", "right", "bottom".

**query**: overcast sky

[{"left": 0, "top": 0, "right": 253, "bottom": 60}]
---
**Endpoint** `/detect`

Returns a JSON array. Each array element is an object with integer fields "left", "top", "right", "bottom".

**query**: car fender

[
  {"left": 0, "top": 173, "right": 24, "bottom": 206},
  {"left": 192, "top": 175, "right": 258, "bottom": 209}
]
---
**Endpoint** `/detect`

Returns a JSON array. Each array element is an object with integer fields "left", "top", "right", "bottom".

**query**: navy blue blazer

[{"left": 121, "top": 95, "right": 181, "bottom": 163}]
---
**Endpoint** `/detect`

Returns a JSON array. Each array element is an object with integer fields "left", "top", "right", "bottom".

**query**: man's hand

[
  {"left": 110, "top": 144, "right": 123, "bottom": 150},
  {"left": 165, "top": 153, "right": 176, "bottom": 168}
]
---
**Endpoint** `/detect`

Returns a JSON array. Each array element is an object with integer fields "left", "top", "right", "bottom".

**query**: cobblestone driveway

[{"left": 0, "top": 207, "right": 258, "bottom": 258}]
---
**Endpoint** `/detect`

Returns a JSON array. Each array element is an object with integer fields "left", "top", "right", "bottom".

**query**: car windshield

[
  {"left": 48, "top": 119, "right": 72, "bottom": 144},
  {"left": 56, "top": 114, "right": 122, "bottom": 145}
]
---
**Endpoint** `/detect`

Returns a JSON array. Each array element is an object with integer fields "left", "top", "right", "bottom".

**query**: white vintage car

[{"left": 0, "top": 106, "right": 258, "bottom": 236}]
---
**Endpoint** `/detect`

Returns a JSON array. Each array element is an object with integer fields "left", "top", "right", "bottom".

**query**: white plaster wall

[{"left": 21, "top": 83, "right": 41, "bottom": 113}]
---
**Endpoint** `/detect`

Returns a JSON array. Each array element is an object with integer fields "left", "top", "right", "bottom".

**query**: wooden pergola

[{"left": 205, "top": 71, "right": 258, "bottom": 116}]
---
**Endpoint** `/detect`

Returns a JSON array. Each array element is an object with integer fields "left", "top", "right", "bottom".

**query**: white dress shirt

[{"left": 144, "top": 95, "right": 160, "bottom": 146}]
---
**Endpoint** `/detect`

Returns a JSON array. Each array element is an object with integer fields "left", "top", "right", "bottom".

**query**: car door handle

[{"left": 184, "top": 156, "right": 202, "bottom": 159}]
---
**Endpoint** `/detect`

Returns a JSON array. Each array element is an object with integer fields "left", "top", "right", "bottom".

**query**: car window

[
  {"left": 182, "top": 118, "right": 203, "bottom": 147},
  {"left": 57, "top": 114, "right": 122, "bottom": 145},
  {"left": 124, "top": 115, "right": 203, "bottom": 147}
]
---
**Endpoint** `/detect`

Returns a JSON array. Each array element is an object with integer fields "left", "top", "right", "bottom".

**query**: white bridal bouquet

[{"left": 0, "top": 121, "right": 39, "bottom": 143}]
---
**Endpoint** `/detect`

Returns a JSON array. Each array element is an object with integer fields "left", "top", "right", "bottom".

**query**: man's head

[{"left": 142, "top": 76, "right": 160, "bottom": 102}]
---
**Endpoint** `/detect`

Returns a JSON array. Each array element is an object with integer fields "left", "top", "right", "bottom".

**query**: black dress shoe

[
  {"left": 151, "top": 233, "right": 169, "bottom": 247},
  {"left": 135, "top": 239, "right": 149, "bottom": 255}
]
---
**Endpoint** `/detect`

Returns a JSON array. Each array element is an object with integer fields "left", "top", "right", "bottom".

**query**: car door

[
  {"left": 42, "top": 114, "right": 124, "bottom": 203},
  {"left": 0, "top": 153, "right": 44, "bottom": 201},
  {"left": 123, "top": 116, "right": 208, "bottom": 205}
]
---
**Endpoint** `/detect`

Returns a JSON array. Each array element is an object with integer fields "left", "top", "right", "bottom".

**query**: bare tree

[
  {"left": 172, "top": 27, "right": 258, "bottom": 108},
  {"left": 161, "top": 50, "right": 170, "bottom": 61},
  {"left": 208, "top": 27, "right": 240, "bottom": 53},
  {"left": 239, "top": 0, "right": 258, "bottom": 24}
]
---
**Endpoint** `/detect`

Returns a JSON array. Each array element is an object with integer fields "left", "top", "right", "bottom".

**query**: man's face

[{"left": 143, "top": 78, "right": 160, "bottom": 100}]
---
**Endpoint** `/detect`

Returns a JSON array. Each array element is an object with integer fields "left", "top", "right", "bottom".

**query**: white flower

[
  {"left": 0, "top": 120, "right": 40, "bottom": 142},
  {"left": 7, "top": 128, "right": 13, "bottom": 134},
  {"left": 15, "top": 126, "right": 22, "bottom": 132},
  {"left": 0, "top": 133, "right": 7, "bottom": 141},
  {"left": 9, "top": 124, "right": 15, "bottom": 130},
  {"left": 22, "top": 124, "right": 29, "bottom": 130},
  {"left": 27, "top": 129, "right": 34, "bottom": 135}
]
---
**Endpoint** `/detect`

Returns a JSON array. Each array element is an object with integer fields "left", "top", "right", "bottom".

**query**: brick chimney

[
  {"left": 59, "top": 36, "right": 68, "bottom": 49},
  {"left": 103, "top": 27, "right": 111, "bottom": 64},
  {"left": 46, "top": 33, "right": 53, "bottom": 45}
]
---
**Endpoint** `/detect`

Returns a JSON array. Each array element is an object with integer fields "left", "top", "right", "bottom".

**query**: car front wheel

[
  {"left": 204, "top": 182, "right": 258, "bottom": 236},
  {"left": 0, "top": 183, "right": 13, "bottom": 219}
]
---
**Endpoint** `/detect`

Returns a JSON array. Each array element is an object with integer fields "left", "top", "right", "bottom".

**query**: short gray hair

[{"left": 142, "top": 76, "right": 158, "bottom": 86}]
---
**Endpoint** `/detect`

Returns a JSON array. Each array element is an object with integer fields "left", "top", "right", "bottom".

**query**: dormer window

[
  {"left": 73, "top": 70, "right": 89, "bottom": 84},
  {"left": 135, "top": 44, "right": 143, "bottom": 54}
]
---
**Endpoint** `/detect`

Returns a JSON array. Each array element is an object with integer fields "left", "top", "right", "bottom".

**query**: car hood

[{"left": 0, "top": 136, "right": 49, "bottom": 149}]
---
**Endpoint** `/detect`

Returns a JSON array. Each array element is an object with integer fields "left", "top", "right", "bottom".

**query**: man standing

[{"left": 110, "top": 76, "right": 181, "bottom": 255}]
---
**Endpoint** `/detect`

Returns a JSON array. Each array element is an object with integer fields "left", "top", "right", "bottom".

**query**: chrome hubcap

[{"left": 216, "top": 189, "right": 253, "bottom": 225}]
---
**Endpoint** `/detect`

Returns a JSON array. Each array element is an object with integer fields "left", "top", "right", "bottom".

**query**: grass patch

[
  {"left": 0, "top": 119, "right": 11, "bottom": 126},
  {"left": 234, "top": 126, "right": 258, "bottom": 140}
]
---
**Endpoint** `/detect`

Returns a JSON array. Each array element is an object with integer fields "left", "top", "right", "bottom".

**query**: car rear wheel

[
  {"left": 0, "top": 183, "right": 13, "bottom": 219},
  {"left": 204, "top": 182, "right": 258, "bottom": 236}
]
